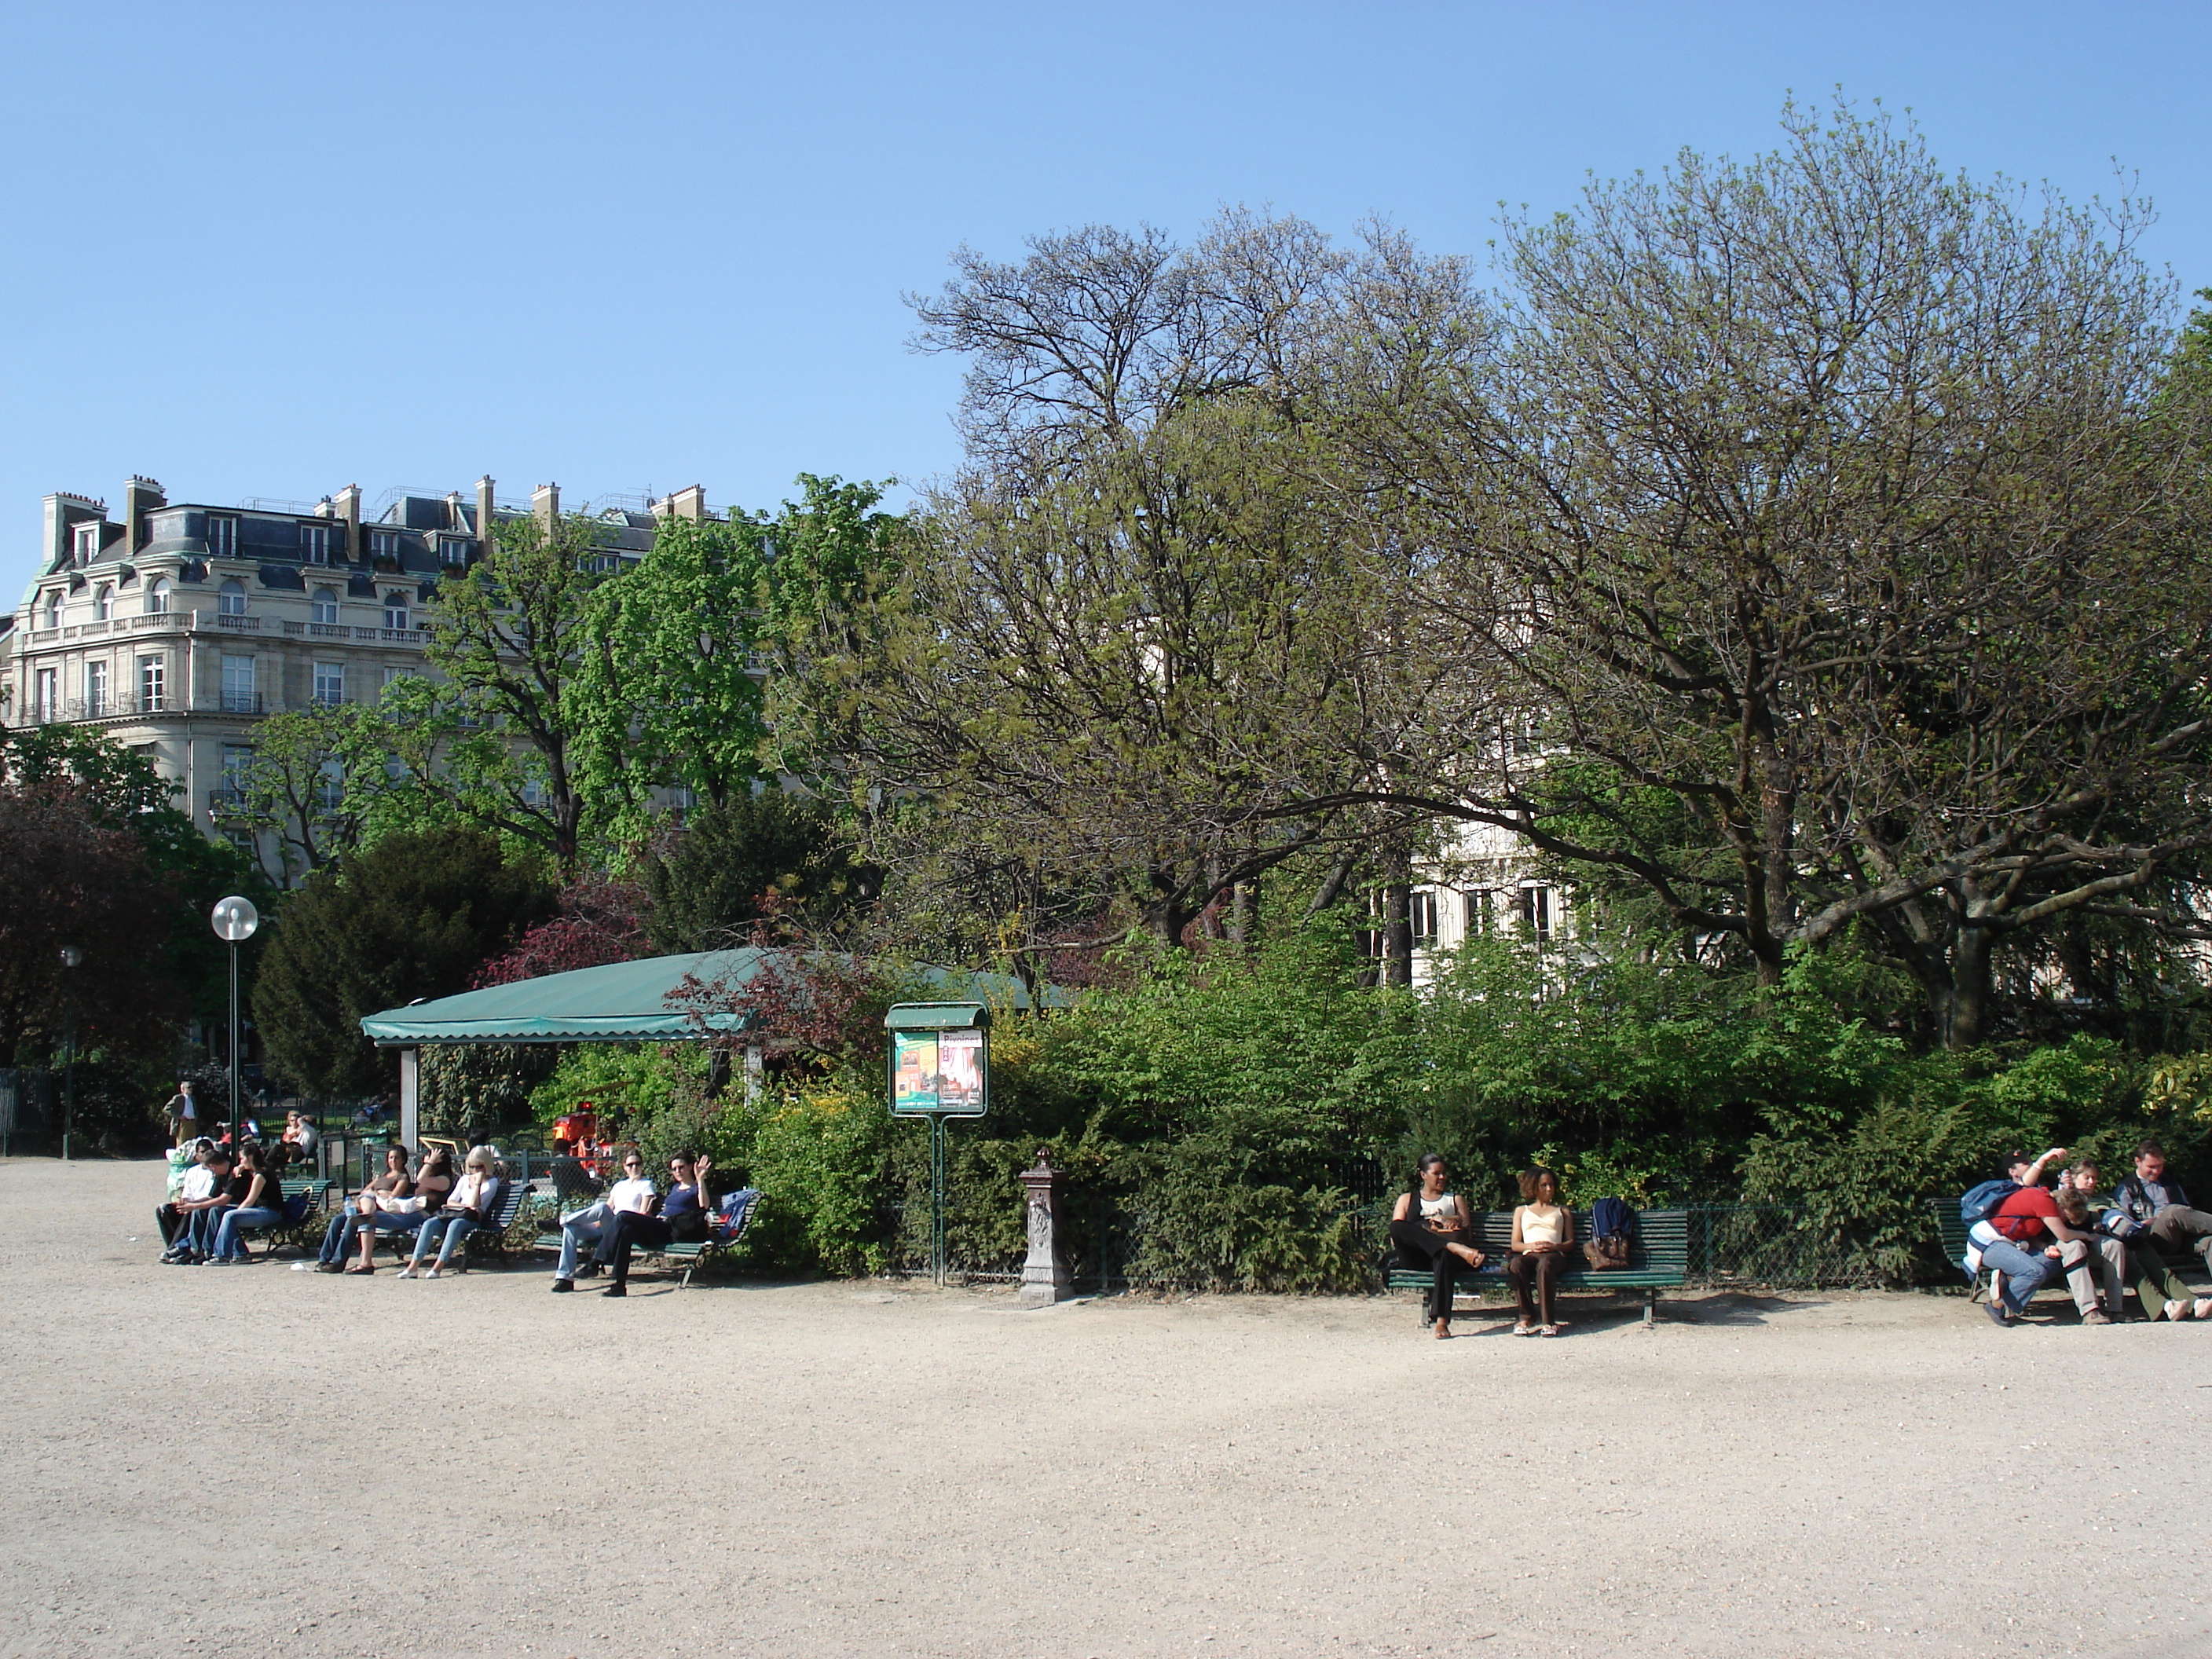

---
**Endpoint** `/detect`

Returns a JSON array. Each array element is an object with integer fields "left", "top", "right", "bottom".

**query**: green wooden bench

[
  {"left": 1926, "top": 1199, "right": 2206, "bottom": 1310},
  {"left": 1383, "top": 1207, "right": 1690, "bottom": 1326},
  {"left": 534, "top": 1189, "right": 763, "bottom": 1289},
  {"left": 236, "top": 1178, "right": 335, "bottom": 1256}
]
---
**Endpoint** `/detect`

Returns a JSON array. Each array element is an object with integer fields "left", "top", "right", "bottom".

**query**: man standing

[
  {"left": 2114, "top": 1143, "right": 2212, "bottom": 1281},
  {"left": 163, "top": 1081, "right": 197, "bottom": 1148},
  {"left": 1979, "top": 1148, "right": 2125, "bottom": 1328}
]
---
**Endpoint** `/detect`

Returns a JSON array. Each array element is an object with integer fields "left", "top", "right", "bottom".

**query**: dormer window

[
  {"left": 218, "top": 580, "right": 247, "bottom": 617},
  {"left": 370, "top": 529, "right": 399, "bottom": 560},
  {"left": 300, "top": 523, "right": 330, "bottom": 564},
  {"left": 74, "top": 524, "right": 99, "bottom": 563},
  {"left": 145, "top": 577, "right": 171, "bottom": 615},
  {"left": 440, "top": 539, "right": 471, "bottom": 567},
  {"left": 310, "top": 586, "right": 339, "bottom": 625},
  {"left": 383, "top": 591, "right": 409, "bottom": 631},
  {"left": 94, "top": 584, "right": 113, "bottom": 621},
  {"left": 41, "top": 590, "right": 60, "bottom": 630},
  {"left": 206, "top": 516, "right": 237, "bottom": 557}
]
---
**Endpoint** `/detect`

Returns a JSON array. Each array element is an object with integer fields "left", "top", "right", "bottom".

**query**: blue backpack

[
  {"left": 1960, "top": 1180, "right": 2018, "bottom": 1226},
  {"left": 1590, "top": 1196, "right": 1635, "bottom": 1241}
]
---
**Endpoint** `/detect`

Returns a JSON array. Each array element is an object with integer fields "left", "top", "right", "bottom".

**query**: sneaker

[
  {"left": 549, "top": 1278, "right": 574, "bottom": 1294},
  {"left": 395, "top": 1268, "right": 419, "bottom": 1280},
  {"left": 289, "top": 1262, "right": 315, "bottom": 1272},
  {"left": 2082, "top": 1309, "right": 2113, "bottom": 1326},
  {"left": 1986, "top": 1302, "right": 2012, "bottom": 1327},
  {"left": 601, "top": 1284, "right": 627, "bottom": 1298},
  {"left": 316, "top": 1262, "right": 345, "bottom": 1274},
  {"left": 423, "top": 1268, "right": 441, "bottom": 1280}
]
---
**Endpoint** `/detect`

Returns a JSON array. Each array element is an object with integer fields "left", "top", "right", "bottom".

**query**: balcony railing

[
  {"left": 207, "top": 787, "right": 251, "bottom": 818},
  {"left": 20, "top": 609, "right": 440, "bottom": 653},
  {"left": 220, "top": 692, "right": 264, "bottom": 714}
]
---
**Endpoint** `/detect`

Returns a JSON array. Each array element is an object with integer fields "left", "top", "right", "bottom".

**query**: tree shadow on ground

[{"left": 1660, "top": 1291, "right": 1828, "bottom": 1326}]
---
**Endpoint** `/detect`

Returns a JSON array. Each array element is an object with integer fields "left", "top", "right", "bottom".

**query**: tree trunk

[{"left": 1381, "top": 840, "right": 1413, "bottom": 987}]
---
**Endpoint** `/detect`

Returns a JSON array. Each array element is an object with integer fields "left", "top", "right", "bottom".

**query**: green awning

[{"left": 359, "top": 949, "right": 1074, "bottom": 1047}]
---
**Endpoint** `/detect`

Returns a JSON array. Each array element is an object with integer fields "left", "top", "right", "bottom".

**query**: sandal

[
  {"left": 1540, "top": 1324, "right": 1561, "bottom": 1338},
  {"left": 1512, "top": 1320, "right": 1537, "bottom": 1337},
  {"left": 343, "top": 1264, "right": 374, "bottom": 1275}
]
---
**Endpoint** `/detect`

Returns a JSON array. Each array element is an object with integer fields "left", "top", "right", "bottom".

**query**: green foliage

[
  {"left": 419, "top": 1044, "right": 562, "bottom": 1141},
  {"left": 640, "top": 793, "right": 864, "bottom": 954},
  {"left": 252, "top": 829, "right": 555, "bottom": 1097},
  {"left": 527, "top": 1045, "right": 706, "bottom": 1137}
]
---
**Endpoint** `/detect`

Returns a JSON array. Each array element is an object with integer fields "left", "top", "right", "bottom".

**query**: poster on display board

[{"left": 889, "top": 1026, "right": 988, "bottom": 1116}]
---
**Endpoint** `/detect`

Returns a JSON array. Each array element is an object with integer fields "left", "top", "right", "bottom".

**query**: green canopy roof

[{"left": 358, "top": 948, "right": 1071, "bottom": 1046}]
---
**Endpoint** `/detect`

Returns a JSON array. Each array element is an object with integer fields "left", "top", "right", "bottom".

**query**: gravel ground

[{"left": 0, "top": 1156, "right": 2207, "bottom": 1659}]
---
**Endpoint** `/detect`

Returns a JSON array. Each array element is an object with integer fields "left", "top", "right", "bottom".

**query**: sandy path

[{"left": 0, "top": 1158, "right": 2205, "bottom": 1658}]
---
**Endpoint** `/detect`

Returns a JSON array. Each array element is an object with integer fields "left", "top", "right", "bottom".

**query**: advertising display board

[{"left": 891, "top": 1027, "right": 987, "bottom": 1116}]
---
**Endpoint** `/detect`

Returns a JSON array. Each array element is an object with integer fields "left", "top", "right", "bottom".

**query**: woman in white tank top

[
  {"left": 1509, "top": 1166, "right": 1575, "bottom": 1336},
  {"left": 1390, "top": 1154, "right": 1488, "bottom": 1340}
]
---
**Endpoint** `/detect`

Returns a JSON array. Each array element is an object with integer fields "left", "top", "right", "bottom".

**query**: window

[
  {"left": 84, "top": 661, "right": 108, "bottom": 716},
  {"left": 218, "top": 579, "right": 247, "bottom": 617},
  {"left": 300, "top": 523, "right": 330, "bottom": 564},
  {"left": 137, "top": 654, "right": 166, "bottom": 712},
  {"left": 93, "top": 585, "right": 113, "bottom": 621},
  {"left": 41, "top": 590, "right": 60, "bottom": 630},
  {"left": 380, "top": 666, "right": 410, "bottom": 690},
  {"left": 1463, "top": 889, "right": 1492, "bottom": 939},
  {"left": 34, "top": 668, "right": 57, "bottom": 722},
  {"left": 222, "top": 654, "right": 256, "bottom": 712},
  {"left": 439, "top": 539, "right": 471, "bottom": 568},
  {"left": 310, "top": 587, "right": 339, "bottom": 625},
  {"left": 222, "top": 826, "right": 256, "bottom": 856},
  {"left": 1518, "top": 886, "right": 1551, "bottom": 941},
  {"left": 315, "top": 758, "right": 345, "bottom": 815},
  {"left": 74, "top": 524, "right": 98, "bottom": 562},
  {"left": 369, "top": 529, "right": 399, "bottom": 560},
  {"left": 521, "top": 775, "right": 549, "bottom": 808},
  {"left": 145, "top": 577, "right": 171, "bottom": 615},
  {"left": 313, "top": 661, "right": 344, "bottom": 706},
  {"left": 206, "top": 516, "right": 237, "bottom": 557},
  {"left": 383, "top": 591, "right": 409, "bottom": 631},
  {"left": 221, "top": 745, "right": 254, "bottom": 796},
  {"left": 1411, "top": 890, "right": 1440, "bottom": 948}
]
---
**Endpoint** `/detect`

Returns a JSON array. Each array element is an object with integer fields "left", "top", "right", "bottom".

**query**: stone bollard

[{"left": 1019, "top": 1148, "right": 1073, "bottom": 1308}]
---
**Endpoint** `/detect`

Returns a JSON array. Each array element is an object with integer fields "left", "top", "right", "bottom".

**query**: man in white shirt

[{"left": 156, "top": 1140, "right": 218, "bottom": 1249}]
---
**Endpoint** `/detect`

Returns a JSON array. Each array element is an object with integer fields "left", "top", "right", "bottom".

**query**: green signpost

[{"left": 884, "top": 1002, "right": 991, "bottom": 1283}]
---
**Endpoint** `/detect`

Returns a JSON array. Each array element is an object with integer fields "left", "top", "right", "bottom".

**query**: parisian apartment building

[{"left": 0, "top": 474, "right": 705, "bottom": 877}]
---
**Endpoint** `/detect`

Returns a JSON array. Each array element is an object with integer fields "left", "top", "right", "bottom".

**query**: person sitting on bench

[
  {"left": 346, "top": 1145, "right": 452, "bottom": 1274},
  {"left": 312, "top": 1145, "right": 413, "bottom": 1273},
  {"left": 2114, "top": 1142, "right": 2212, "bottom": 1284},
  {"left": 1388, "top": 1154, "right": 1486, "bottom": 1340},
  {"left": 162, "top": 1145, "right": 235, "bottom": 1263},
  {"left": 400, "top": 1146, "right": 505, "bottom": 1278},
  {"left": 1508, "top": 1167, "right": 1577, "bottom": 1337},
  {"left": 548, "top": 1160, "right": 612, "bottom": 1293},
  {"left": 1981, "top": 1149, "right": 2122, "bottom": 1327},
  {"left": 206, "top": 1144, "right": 283, "bottom": 1264},
  {"left": 591, "top": 1148, "right": 716, "bottom": 1298},
  {"left": 2061, "top": 1159, "right": 2207, "bottom": 1323},
  {"left": 156, "top": 1140, "right": 218, "bottom": 1251}
]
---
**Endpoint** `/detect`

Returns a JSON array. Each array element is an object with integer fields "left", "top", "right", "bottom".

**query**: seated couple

[
  {"left": 306, "top": 1145, "right": 506, "bottom": 1276},
  {"left": 157, "top": 1141, "right": 284, "bottom": 1264},
  {"left": 1389, "top": 1158, "right": 1579, "bottom": 1340},
  {"left": 551, "top": 1146, "right": 723, "bottom": 1298}
]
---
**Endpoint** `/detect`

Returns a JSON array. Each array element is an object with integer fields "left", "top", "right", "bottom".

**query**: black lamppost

[
  {"left": 211, "top": 898, "right": 259, "bottom": 1141},
  {"left": 59, "top": 945, "right": 81, "bottom": 1161}
]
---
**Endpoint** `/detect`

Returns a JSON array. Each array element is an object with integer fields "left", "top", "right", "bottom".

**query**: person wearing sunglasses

[{"left": 588, "top": 1148, "right": 715, "bottom": 1298}]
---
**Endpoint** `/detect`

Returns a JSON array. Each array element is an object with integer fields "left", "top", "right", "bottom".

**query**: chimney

[
  {"left": 42, "top": 492, "right": 104, "bottom": 573},
  {"left": 661, "top": 484, "right": 707, "bottom": 522},
  {"left": 123, "top": 476, "right": 166, "bottom": 552},
  {"left": 531, "top": 482, "right": 559, "bottom": 529},
  {"left": 334, "top": 484, "right": 361, "bottom": 563},
  {"left": 475, "top": 475, "right": 496, "bottom": 549}
]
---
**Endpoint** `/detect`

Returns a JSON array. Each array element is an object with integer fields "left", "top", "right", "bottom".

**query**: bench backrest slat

[{"left": 1408, "top": 1207, "right": 1689, "bottom": 1273}]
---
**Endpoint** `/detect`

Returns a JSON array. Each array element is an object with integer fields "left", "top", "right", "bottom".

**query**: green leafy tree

[
  {"left": 252, "top": 828, "right": 555, "bottom": 1097},
  {"left": 640, "top": 792, "right": 863, "bottom": 953}
]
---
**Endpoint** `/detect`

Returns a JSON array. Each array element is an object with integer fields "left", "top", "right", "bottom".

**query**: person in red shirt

[{"left": 1984, "top": 1149, "right": 2126, "bottom": 1325}]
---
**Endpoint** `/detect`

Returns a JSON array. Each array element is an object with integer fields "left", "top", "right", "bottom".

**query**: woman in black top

[
  {"left": 346, "top": 1146, "right": 453, "bottom": 1274},
  {"left": 1389, "top": 1154, "right": 1487, "bottom": 1339}
]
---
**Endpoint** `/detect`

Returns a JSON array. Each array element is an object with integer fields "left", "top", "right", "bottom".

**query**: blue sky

[{"left": 5, "top": 2, "right": 2208, "bottom": 606}]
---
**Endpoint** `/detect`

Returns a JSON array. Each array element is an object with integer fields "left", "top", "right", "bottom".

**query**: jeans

[
  {"left": 318, "top": 1203, "right": 369, "bottom": 1265},
  {"left": 556, "top": 1203, "right": 611, "bottom": 1279},
  {"left": 1983, "top": 1236, "right": 2122, "bottom": 1316},
  {"left": 211, "top": 1205, "right": 281, "bottom": 1262},
  {"left": 170, "top": 1207, "right": 223, "bottom": 1257},
  {"left": 1979, "top": 1236, "right": 2056, "bottom": 1315},
  {"left": 410, "top": 1212, "right": 482, "bottom": 1269}
]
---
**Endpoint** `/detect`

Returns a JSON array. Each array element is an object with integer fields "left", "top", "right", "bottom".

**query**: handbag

[{"left": 1583, "top": 1233, "right": 1629, "bottom": 1269}]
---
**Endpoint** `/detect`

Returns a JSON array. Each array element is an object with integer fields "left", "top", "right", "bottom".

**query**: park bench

[
  {"left": 534, "top": 1188, "right": 764, "bottom": 1288},
  {"left": 234, "top": 1177, "right": 335, "bottom": 1256},
  {"left": 1382, "top": 1207, "right": 1689, "bottom": 1326},
  {"left": 1926, "top": 1200, "right": 2207, "bottom": 1311},
  {"left": 376, "top": 1177, "right": 529, "bottom": 1269}
]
